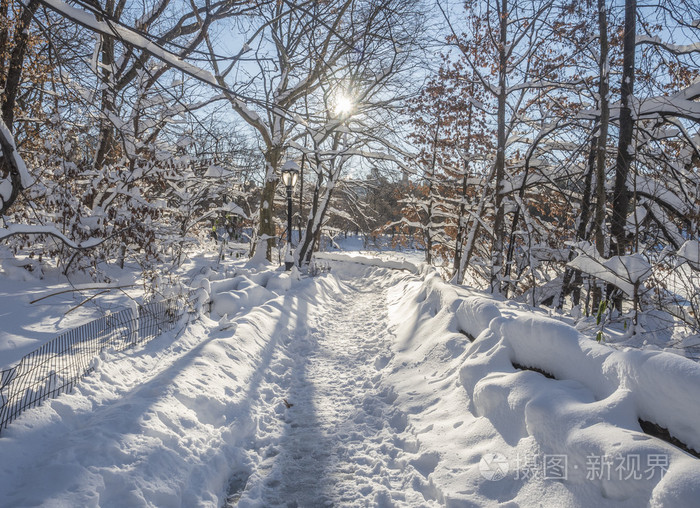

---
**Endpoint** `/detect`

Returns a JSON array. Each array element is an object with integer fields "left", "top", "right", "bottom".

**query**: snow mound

[
  {"left": 456, "top": 296, "right": 502, "bottom": 339},
  {"left": 498, "top": 314, "right": 700, "bottom": 455},
  {"left": 209, "top": 268, "right": 296, "bottom": 319},
  {"left": 265, "top": 272, "right": 292, "bottom": 292},
  {"left": 212, "top": 284, "right": 274, "bottom": 318}
]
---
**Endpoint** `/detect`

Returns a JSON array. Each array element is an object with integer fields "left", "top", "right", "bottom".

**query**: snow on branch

[
  {"left": 567, "top": 242, "right": 652, "bottom": 297},
  {"left": 0, "top": 225, "right": 104, "bottom": 250},
  {"left": 634, "top": 81, "right": 700, "bottom": 120},
  {"left": 188, "top": 202, "right": 248, "bottom": 228},
  {"left": 39, "top": 0, "right": 224, "bottom": 92},
  {"left": 637, "top": 35, "right": 700, "bottom": 56},
  {"left": 677, "top": 240, "right": 700, "bottom": 271},
  {"left": 0, "top": 120, "right": 32, "bottom": 188},
  {"left": 0, "top": 118, "right": 34, "bottom": 213},
  {"left": 633, "top": 174, "right": 693, "bottom": 216},
  {"left": 582, "top": 81, "right": 700, "bottom": 122}
]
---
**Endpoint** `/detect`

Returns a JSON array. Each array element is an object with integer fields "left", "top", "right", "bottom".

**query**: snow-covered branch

[
  {"left": 38, "top": 0, "right": 232, "bottom": 93},
  {"left": 0, "top": 119, "right": 34, "bottom": 214},
  {"left": 637, "top": 35, "right": 700, "bottom": 55},
  {"left": 582, "top": 82, "right": 700, "bottom": 122},
  {"left": 0, "top": 225, "right": 104, "bottom": 250},
  {"left": 567, "top": 242, "right": 653, "bottom": 297}
]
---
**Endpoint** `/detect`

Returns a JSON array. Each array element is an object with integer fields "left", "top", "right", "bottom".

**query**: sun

[{"left": 334, "top": 94, "right": 354, "bottom": 117}]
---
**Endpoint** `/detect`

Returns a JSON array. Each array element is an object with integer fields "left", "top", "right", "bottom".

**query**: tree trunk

[
  {"left": 452, "top": 182, "right": 489, "bottom": 285},
  {"left": 592, "top": 0, "right": 611, "bottom": 311},
  {"left": 491, "top": 0, "right": 508, "bottom": 294},
  {"left": 298, "top": 152, "right": 305, "bottom": 241},
  {"left": 0, "top": 0, "right": 39, "bottom": 215},
  {"left": 0, "top": 0, "right": 9, "bottom": 82},
  {"left": 453, "top": 161, "right": 469, "bottom": 281},
  {"left": 610, "top": 0, "right": 636, "bottom": 258},
  {"left": 255, "top": 146, "right": 282, "bottom": 261},
  {"left": 559, "top": 130, "right": 598, "bottom": 309},
  {"left": 453, "top": 102, "right": 474, "bottom": 281},
  {"left": 295, "top": 162, "right": 323, "bottom": 268},
  {"left": 94, "top": 11, "right": 117, "bottom": 170},
  {"left": 504, "top": 144, "right": 541, "bottom": 298},
  {"left": 609, "top": 0, "right": 636, "bottom": 310},
  {"left": 424, "top": 118, "right": 441, "bottom": 265},
  {"left": 296, "top": 174, "right": 338, "bottom": 268},
  {"left": 1, "top": 0, "right": 39, "bottom": 128}
]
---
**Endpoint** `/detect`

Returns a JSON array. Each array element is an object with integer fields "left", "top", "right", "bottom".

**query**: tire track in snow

[{"left": 231, "top": 274, "right": 442, "bottom": 507}]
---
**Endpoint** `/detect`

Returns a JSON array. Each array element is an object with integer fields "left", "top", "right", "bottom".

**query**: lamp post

[{"left": 281, "top": 160, "right": 300, "bottom": 270}]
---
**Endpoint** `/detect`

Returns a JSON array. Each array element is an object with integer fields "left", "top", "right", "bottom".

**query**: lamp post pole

[
  {"left": 281, "top": 160, "right": 300, "bottom": 271},
  {"left": 285, "top": 183, "right": 293, "bottom": 270}
]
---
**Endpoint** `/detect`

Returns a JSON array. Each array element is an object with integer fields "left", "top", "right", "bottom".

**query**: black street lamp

[{"left": 281, "top": 160, "right": 300, "bottom": 270}]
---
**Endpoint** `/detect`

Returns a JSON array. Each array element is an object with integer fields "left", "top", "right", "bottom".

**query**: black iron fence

[{"left": 0, "top": 292, "right": 200, "bottom": 434}]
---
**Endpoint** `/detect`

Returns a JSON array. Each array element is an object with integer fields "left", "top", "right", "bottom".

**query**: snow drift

[{"left": 406, "top": 268, "right": 700, "bottom": 506}]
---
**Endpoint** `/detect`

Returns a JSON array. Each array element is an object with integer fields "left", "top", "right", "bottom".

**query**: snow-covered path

[{"left": 231, "top": 276, "right": 439, "bottom": 506}]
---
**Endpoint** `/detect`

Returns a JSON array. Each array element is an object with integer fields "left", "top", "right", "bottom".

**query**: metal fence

[{"left": 0, "top": 293, "right": 199, "bottom": 434}]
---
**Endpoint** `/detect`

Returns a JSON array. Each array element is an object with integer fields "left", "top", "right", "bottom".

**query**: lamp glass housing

[{"left": 281, "top": 168, "right": 299, "bottom": 188}]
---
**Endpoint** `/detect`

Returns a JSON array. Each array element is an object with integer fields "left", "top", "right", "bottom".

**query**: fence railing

[{"left": 0, "top": 292, "right": 199, "bottom": 434}]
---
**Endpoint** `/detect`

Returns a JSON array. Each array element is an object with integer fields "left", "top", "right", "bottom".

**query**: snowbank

[
  {"left": 391, "top": 271, "right": 700, "bottom": 506},
  {"left": 0, "top": 264, "right": 306, "bottom": 507},
  {"left": 500, "top": 314, "right": 700, "bottom": 453},
  {"left": 424, "top": 269, "right": 700, "bottom": 457},
  {"left": 205, "top": 269, "right": 294, "bottom": 319}
]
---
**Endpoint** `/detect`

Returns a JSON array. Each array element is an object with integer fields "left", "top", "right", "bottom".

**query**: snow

[
  {"left": 0, "top": 179, "right": 11, "bottom": 202},
  {"left": 567, "top": 243, "right": 652, "bottom": 296},
  {"left": 633, "top": 174, "right": 691, "bottom": 215},
  {"left": 0, "top": 275, "right": 142, "bottom": 371},
  {"left": 314, "top": 251, "right": 422, "bottom": 273},
  {"left": 456, "top": 295, "right": 502, "bottom": 338},
  {"left": 605, "top": 254, "right": 653, "bottom": 284},
  {"left": 394, "top": 267, "right": 700, "bottom": 505},
  {"left": 0, "top": 118, "right": 33, "bottom": 188},
  {"left": 626, "top": 205, "right": 647, "bottom": 231},
  {"left": 204, "top": 165, "right": 232, "bottom": 178},
  {"left": 210, "top": 276, "right": 276, "bottom": 318},
  {"left": 677, "top": 240, "right": 700, "bottom": 268},
  {"left": 1, "top": 255, "right": 700, "bottom": 506},
  {"left": 233, "top": 99, "right": 261, "bottom": 126},
  {"left": 636, "top": 35, "right": 700, "bottom": 56},
  {"left": 281, "top": 160, "right": 300, "bottom": 172}
]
